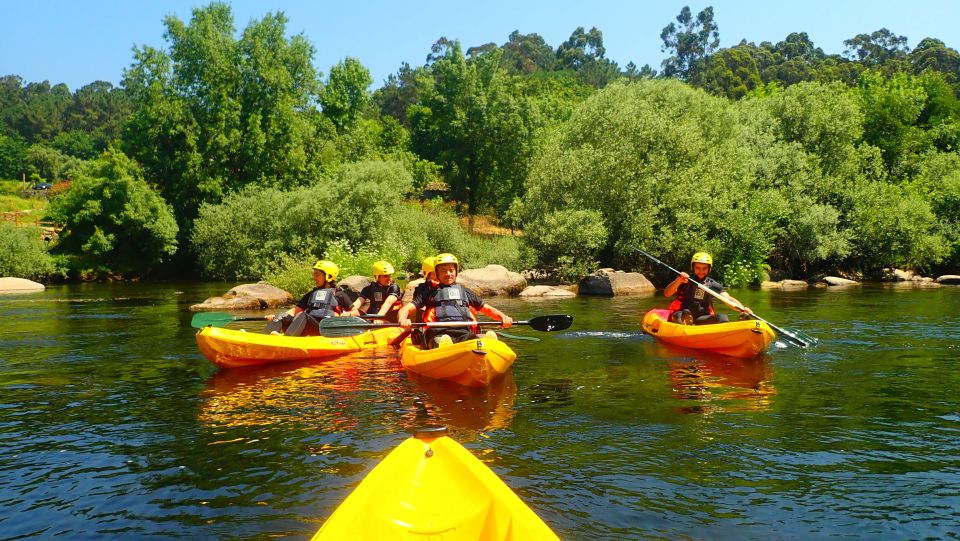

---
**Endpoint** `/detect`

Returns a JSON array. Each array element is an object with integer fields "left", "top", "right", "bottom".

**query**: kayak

[
  {"left": 641, "top": 308, "right": 776, "bottom": 358},
  {"left": 195, "top": 325, "right": 404, "bottom": 369},
  {"left": 400, "top": 334, "right": 517, "bottom": 387},
  {"left": 312, "top": 428, "right": 560, "bottom": 540}
]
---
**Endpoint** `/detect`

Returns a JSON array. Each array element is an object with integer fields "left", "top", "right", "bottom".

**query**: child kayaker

[
  {"left": 397, "top": 253, "right": 513, "bottom": 347},
  {"left": 663, "top": 252, "right": 754, "bottom": 325},
  {"left": 266, "top": 259, "right": 352, "bottom": 336},
  {"left": 348, "top": 260, "right": 402, "bottom": 322}
]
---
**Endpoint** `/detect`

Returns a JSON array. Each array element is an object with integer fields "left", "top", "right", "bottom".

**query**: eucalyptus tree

[{"left": 660, "top": 5, "right": 720, "bottom": 80}]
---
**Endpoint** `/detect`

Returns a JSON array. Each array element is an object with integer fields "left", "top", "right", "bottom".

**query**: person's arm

[
  {"left": 377, "top": 294, "right": 400, "bottom": 316},
  {"left": 664, "top": 272, "right": 689, "bottom": 297},
  {"left": 478, "top": 304, "right": 513, "bottom": 328},
  {"left": 720, "top": 291, "right": 753, "bottom": 315},
  {"left": 397, "top": 302, "right": 416, "bottom": 327},
  {"left": 348, "top": 296, "right": 363, "bottom": 316}
]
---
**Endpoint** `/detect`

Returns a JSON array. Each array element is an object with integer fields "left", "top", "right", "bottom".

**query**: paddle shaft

[{"left": 633, "top": 247, "right": 810, "bottom": 347}]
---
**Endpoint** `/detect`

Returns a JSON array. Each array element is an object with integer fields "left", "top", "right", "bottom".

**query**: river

[{"left": 1, "top": 281, "right": 959, "bottom": 539}]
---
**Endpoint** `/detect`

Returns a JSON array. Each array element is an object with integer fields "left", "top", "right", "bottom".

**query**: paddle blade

[
  {"left": 526, "top": 314, "right": 573, "bottom": 332},
  {"left": 191, "top": 312, "right": 237, "bottom": 328},
  {"left": 318, "top": 316, "right": 384, "bottom": 337}
]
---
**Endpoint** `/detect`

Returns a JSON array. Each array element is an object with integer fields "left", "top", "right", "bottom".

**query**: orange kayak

[
  {"left": 641, "top": 309, "right": 776, "bottom": 358},
  {"left": 399, "top": 335, "right": 517, "bottom": 387},
  {"left": 195, "top": 325, "right": 403, "bottom": 368},
  {"left": 312, "top": 428, "right": 559, "bottom": 540}
]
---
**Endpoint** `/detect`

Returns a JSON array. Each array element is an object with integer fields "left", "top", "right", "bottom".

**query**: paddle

[
  {"left": 191, "top": 311, "right": 271, "bottom": 329},
  {"left": 632, "top": 246, "right": 816, "bottom": 348},
  {"left": 319, "top": 314, "right": 574, "bottom": 338}
]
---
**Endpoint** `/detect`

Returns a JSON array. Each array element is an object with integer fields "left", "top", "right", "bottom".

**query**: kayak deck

[
  {"left": 641, "top": 308, "right": 776, "bottom": 358},
  {"left": 195, "top": 325, "right": 404, "bottom": 368},
  {"left": 312, "top": 430, "right": 559, "bottom": 540},
  {"left": 400, "top": 335, "right": 517, "bottom": 387}
]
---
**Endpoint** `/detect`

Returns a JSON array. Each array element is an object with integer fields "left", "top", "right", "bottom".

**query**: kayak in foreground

[
  {"left": 641, "top": 308, "right": 776, "bottom": 359},
  {"left": 400, "top": 334, "right": 517, "bottom": 387},
  {"left": 195, "top": 325, "right": 403, "bottom": 369},
  {"left": 313, "top": 428, "right": 560, "bottom": 540}
]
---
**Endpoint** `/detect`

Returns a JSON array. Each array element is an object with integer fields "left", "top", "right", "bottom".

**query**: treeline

[{"left": 1, "top": 2, "right": 959, "bottom": 285}]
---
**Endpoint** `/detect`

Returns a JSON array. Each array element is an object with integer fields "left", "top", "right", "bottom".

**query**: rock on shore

[
  {"left": 0, "top": 277, "right": 45, "bottom": 293},
  {"left": 190, "top": 281, "right": 293, "bottom": 311},
  {"left": 578, "top": 268, "right": 655, "bottom": 296}
]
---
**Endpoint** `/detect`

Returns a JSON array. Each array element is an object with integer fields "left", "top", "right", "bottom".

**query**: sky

[{"left": 2, "top": 0, "right": 959, "bottom": 92}]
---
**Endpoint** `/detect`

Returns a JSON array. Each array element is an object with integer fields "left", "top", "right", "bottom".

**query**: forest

[{"left": 2, "top": 3, "right": 959, "bottom": 287}]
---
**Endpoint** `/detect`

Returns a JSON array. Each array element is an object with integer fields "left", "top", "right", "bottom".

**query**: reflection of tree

[
  {"left": 668, "top": 355, "right": 776, "bottom": 414},
  {"left": 406, "top": 371, "right": 517, "bottom": 441}
]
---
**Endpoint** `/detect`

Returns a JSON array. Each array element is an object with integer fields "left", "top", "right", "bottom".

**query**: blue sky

[{"left": 2, "top": 0, "right": 959, "bottom": 91}]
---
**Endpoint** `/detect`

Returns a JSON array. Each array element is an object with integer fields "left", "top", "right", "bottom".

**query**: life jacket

[
  {"left": 423, "top": 284, "right": 477, "bottom": 323},
  {"left": 364, "top": 282, "right": 401, "bottom": 314},
  {"left": 305, "top": 287, "right": 341, "bottom": 319},
  {"left": 669, "top": 279, "right": 718, "bottom": 318}
]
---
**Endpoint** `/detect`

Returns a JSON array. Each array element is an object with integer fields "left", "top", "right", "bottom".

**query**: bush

[
  {"left": 522, "top": 208, "right": 607, "bottom": 282},
  {"left": 0, "top": 223, "right": 56, "bottom": 280}
]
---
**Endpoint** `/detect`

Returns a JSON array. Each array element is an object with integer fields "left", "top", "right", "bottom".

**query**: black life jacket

[
  {"left": 424, "top": 284, "right": 475, "bottom": 323},
  {"left": 672, "top": 278, "right": 721, "bottom": 318},
  {"left": 305, "top": 287, "right": 340, "bottom": 319},
  {"left": 364, "top": 282, "right": 400, "bottom": 314}
]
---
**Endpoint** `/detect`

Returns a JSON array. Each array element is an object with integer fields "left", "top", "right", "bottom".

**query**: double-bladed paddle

[
  {"left": 633, "top": 246, "right": 817, "bottom": 348},
  {"left": 318, "top": 314, "right": 573, "bottom": 339},
  {"left": 190, "top": 311, "right": 271, "bottom": 329}
]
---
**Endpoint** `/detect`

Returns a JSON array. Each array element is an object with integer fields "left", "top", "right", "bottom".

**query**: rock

[
  {"left": 881, "top": 268, "right": 915, "bottom": 282},
  {"left": 402, "top": 278, "right": 424, "bottom": 303},
  {"left": 936, "top": 274, "right": 960, "bottom": 285},
  {"left": 338, "top": 275, "right": 371, "bottom": 304},
  {"left": 760, "top": 280, "right": 781, "bottom": 290},
  {"left": 822, "top": 276, "right": 860, "bottom": 287},
  {"left": 759, "top": 279, "right": 809, "bottom": 290},
  {"left": 519, "top": 285, "right": 576, "bottom": 298},
  {"left": 457, "top": 265, "right": 527, "bottom": 296},
  {"left": 578, "top": 268, "right": 655, "bottom": 296},
  {"left": 0, "top": 277, "right": 45, "bottom": 293},
  {"left": 190, "top": 281, "right": 293, "bottom": 311}
]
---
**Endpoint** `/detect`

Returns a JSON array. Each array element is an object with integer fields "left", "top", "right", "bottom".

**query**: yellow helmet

[
  {"left": 312, "top": 260, "right": 339, "bottom": 282},
  {"left": 434, "top": 253, "right": 459, "bottom": 271},
  {"left": 371, "top": 260, "right": 395, "bottom": 278},
  {"left": 421, "top": 256, "right": 436, "bottom": 276},
  {"left": 691, "top": 252, "right": 713, "bottom": 267}
]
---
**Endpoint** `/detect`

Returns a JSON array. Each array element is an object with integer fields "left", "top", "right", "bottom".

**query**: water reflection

[
  {"left": 667, "top": 354, "right": 776, "bottom": 414},
  {"left": 406, "top": 371, "right": 517, "bottom": 439}
]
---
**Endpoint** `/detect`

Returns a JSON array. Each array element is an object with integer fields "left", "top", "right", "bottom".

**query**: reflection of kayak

[
  {"left": 195, "top": 326, "right": 403, "bottom": 368},
  {"left": 312, "top": 428, "right": 559, "bottom": 540},
  {"left": 409, "top": 371, "right": 517, "bottom": 432},
  {"left": 400, "top": 336, "right": 517, "bottom": 387},
  {"left": 641, "top": 308, "right": 776, "bottom": 358}
]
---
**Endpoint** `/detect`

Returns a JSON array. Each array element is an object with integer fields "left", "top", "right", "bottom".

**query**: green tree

[
  {"left": 660, "top": 5, "right": 720, "bottom": 80},
  {"left": 502, "top": 31, "right": 557, "bottom": 74},
  {"left": 48, "top": 149, "right": 179, "bottom": 274},
  {"left": 857, "top": 71, "right": 927, "bottom": 172},
  {"left": 843, "top": 28, "right": 909, "bottom": 67},
  {"left": 321, "top": 57, "right": 373, "bottom": 131},
  {"left": 0, "top": 223, "right": 56, "bottom": 280}
]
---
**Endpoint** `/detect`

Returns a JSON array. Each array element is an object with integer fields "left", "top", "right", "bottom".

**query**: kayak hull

[
  {"left": 400, "top": 336, "right": 517, "bottom": 387},
  {"left": 312, "top": 432, "right": 559, "bottom": 540},
  {"left": 195, "top": 325, "right": 404, "bottom": 368},
  {"left": 641, "top": 309, "right": 776, "bottom": 358}
]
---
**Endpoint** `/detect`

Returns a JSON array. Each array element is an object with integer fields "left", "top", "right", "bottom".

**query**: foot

[
  {"left": 433, "top": 334, "right": 453, "bottom": 347},
  {"left": 270, "top": 330, "right": 281, "bottom": 336},
  {"left": 483, "top": 330, "right": 498, "bottom": 341}
]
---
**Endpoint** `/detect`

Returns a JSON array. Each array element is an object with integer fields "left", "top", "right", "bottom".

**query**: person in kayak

[
  {"left": 266, "top": 260, "right": 352, "bottom": 336},
  {"left": 348, "top": 260, "right": 402, "bottom": 322},
  {"left": 397, "top": 253, "right": 513, "bottom": 348},
  {"left": 663, "top": 252, "right": 754, "bottom": 325}
]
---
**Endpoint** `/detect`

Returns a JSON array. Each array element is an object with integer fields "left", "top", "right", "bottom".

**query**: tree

[
  {"left": 501, "top": 31, "right": 557, "bottom": 74},
  {"left": 693, "top": 44, "right": 763, "bottom": 99},
  {"left": 660, "top": 6, "right": 720, "bottom": 80},
  {"left": 910, "top": 38, "right": 960, "bottom": 88},
  {"left": 373, "top": 62, "right": 423, "bottom": 128},
  {"left": 48, "top": 149, "right": 179, "bottom": 274},
  {"left": 557, "top": 27, "right": 620, "bottom": 87},
  {"left": 843, "top": 28, "right": 909, "bottom": 66},
  {"left": 321, "top": 57, "right": 373, "bottom": 131}
]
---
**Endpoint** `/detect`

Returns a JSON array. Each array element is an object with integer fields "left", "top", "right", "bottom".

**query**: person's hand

[
  {"left": 678, "top": 272, "right": 689, "bottom": 283},
  {"left": 741, "top": 306, "right": 754, "bottom": 316},
  {"left": 500, "top": 315, "right": 513, "bottom": 329},
  {"left": 399, "top": 317, "right": 412, "bottom": 329}
]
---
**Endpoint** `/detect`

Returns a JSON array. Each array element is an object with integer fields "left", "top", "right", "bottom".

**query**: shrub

[{"left": 0, "top": 223, "right": 56, "bottom": 280}]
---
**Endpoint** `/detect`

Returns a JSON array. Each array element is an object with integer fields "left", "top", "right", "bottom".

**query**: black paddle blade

[
  {"left": 318, "top": 316, "right": 383, "bottom": 337},
  {"left": 526, "top": 314, "right": 573, "bottom": 332}
]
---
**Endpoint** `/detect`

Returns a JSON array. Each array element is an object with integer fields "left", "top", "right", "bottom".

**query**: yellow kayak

[
  {"left": 195, "top": 325, "right": 403, "bottom": 368},
  {"left": 313, "top": 428, "right": 560, "bottom": 540},
  {"left": 641, "top": 309, "right": 776, "bottom": 358},
  {"left": 400, "top": 335, "right": 517, "bottom": 387}
]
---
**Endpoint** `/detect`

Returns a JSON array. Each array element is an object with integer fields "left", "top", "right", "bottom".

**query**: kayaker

[
  {"left": 397, "top": 253, "right": 513, "bottom": 347},
  {"left": 421, "top": 255, "right": 437, "bottom": 283},
  {"left": 663, "top": 252, "right": 754, "bottom": 325},
  {"left": 348, "top": 260, "right": 402, "bottom": 322},
  {"left": 266, "top": 260, "right": 352, "bottom": 336}
]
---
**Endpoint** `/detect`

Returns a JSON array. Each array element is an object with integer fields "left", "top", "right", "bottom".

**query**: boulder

[
  {"left": 0, "top": 277, "right": 45, "bottom": 293},
  {"left": 881, "top": 268, "right": 915, "bottom": 282},
  {"left": 190, "top": 281, "right": 293, "bottom": 311},
  {"left": 402, "top": 278, "right": 424, "bottom": 303},
  {"left": 822, "top": 276, "right": 860, "bottom": 287},
  {"left": 936, "top": 274, "right": 960, "bottom": 285},
  {"left": 759, "top": 279, "right": 808, "bottom": 290},
  {"left": 578, "top": 268, "right": 655, "bottom": 296},
  {"left": 457, "top": 265, "right": 527, "bottom": 296},
  {"left": 338, "top": 275, "right": 371, "bottom": 304},
  {"left": 518, "top": 285, "right": 577, "bottom": 298}
]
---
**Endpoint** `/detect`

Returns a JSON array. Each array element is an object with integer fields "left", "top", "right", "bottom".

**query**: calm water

[{"left": 1, "top": 281, "right": 959, "bottom": 540}]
